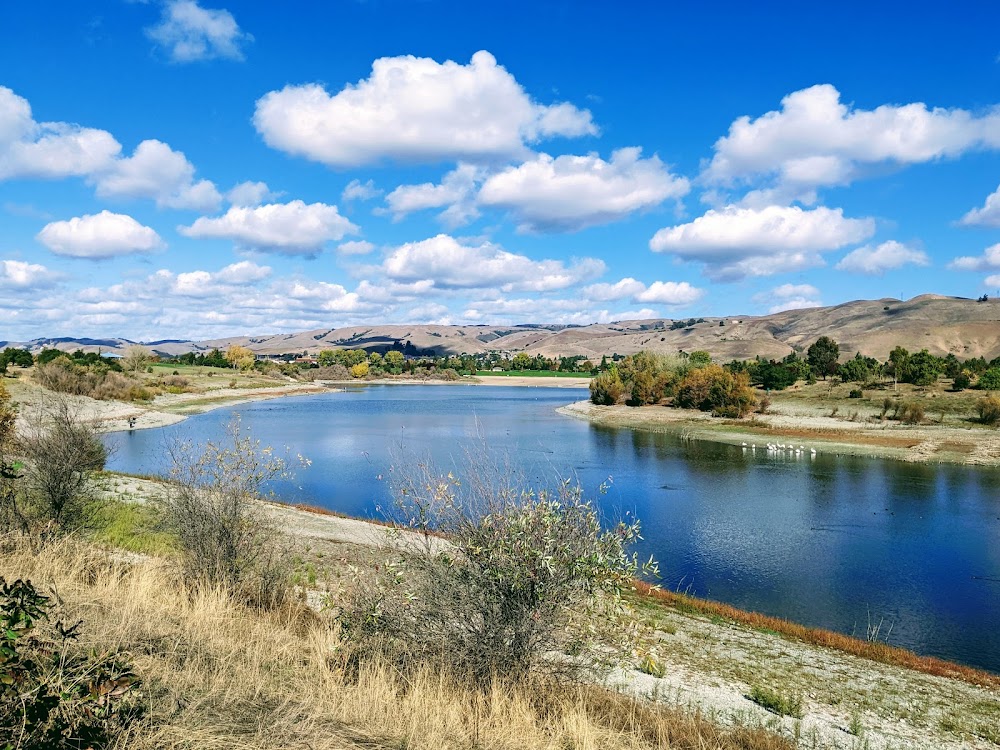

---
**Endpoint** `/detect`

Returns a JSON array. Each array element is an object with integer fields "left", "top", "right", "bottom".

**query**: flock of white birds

[{"left": 741, "top": 441, "right": 817, "bottom": 458}]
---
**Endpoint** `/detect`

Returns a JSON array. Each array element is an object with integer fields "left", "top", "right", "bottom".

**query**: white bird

[
  {"left": 810, "top": 448, "right": 817, "bottom": 455},
  {"left": 742, "top": 442, "right": 747, "bottom": 447}
]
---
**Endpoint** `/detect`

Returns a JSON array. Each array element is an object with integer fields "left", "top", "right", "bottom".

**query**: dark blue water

[{"left": 106, "top": 385, "right": 1000, "bottom": 673}]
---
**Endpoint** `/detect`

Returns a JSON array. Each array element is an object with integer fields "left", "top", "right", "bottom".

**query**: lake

[{"left": 106, "top": 384, "right": 1000, "bottom": 674}]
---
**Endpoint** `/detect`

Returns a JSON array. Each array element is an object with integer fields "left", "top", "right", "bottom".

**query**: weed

[{"left": 747, "top": 685, "right": 804, "bottom": 718}]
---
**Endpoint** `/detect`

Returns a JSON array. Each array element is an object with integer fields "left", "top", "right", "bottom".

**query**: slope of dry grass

[{"left": 0, "top": 534, "right": 793, "bottom": 750}]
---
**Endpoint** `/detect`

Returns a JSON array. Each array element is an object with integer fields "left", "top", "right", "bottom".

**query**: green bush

[
  {"left": 848, "top": 389, "right": 863, "bottom": 399},
  {"left": 978, "top": 367, "right": 1000, "bottom": 390},
  {"left": 589, "top": 369, "right": 624, "bottom": 405},
  {"left": 675, "top": 365, "right": 757, "bottom": 418},
  {"left": 898, "top": 402, "right": 925, "bottom": 425},
  {"left": 342, "top": 464, "right": 657, "bottom": 687},
  {"left": 748, "top": 685, "right": 804, "bottom": 718},
  {"left": 952, "top": 372, "right": 971, "bottom": 391},
  {"left": 0, "top": 577, "right": 142, "bottom": 748}
]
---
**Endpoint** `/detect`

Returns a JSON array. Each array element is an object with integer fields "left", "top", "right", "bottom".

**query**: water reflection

[{"left": 106, "top": 385, "right": 1000, "bottom": 673}]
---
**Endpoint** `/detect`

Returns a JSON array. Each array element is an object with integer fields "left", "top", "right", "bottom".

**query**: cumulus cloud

[
  {"left": 948, "top": 243, "right": 1000, "bottom": 271},
  {"left": 704, "top": 84, "right": 1000, "bottom": 200},
  {"left": 0, "top": 86, "right": 121, "bottom": 180},
  {"left": 253, "top": 50, "right": 596, "bottom": 167},
  {"left": 381, "top": 234, "right": 604, "bottom": 292},
  {"left": 384, "top": 164, "right": 483, "bottom": 226},
  {"left": 753, "top": 283, "right": 823, "bottom": 314},
  {"left": 986, "top": 274, "right": 1000, "bottom": 288},
  {"left": 93, "top": 139, "right": 221, "bottom": 211},
  {"left": 226, "top": 180, "right": 277, "bottom": 206},
  {"left": 959, "top": 184, "right": 1000, "bottom": 227},
  {"left": 649, "top": 204, "right": 875, "bottom": 281},
  {"left": 0, "top": 259, "right": 61, "bottom": 289},
  {"left": 835, "top": 240, "right": 930, "bottom": 274},
  {"left": 341, "top": 179, "right": 382, "bottom": 202},
  {"left": 146, "top": 0, "right": 252, "bottom": 62},
  {"left": 478, "top": 148, "right": 689, "bottom": 232},
  {"left": 37, "top": 211, "right": 164, "bottom": 259},
  {"left": 179, "top": 200, "right": 358, "bottom": 256},
  {"left": 336, "top": 240, "right": 375, "bottom": 255},
  {"left": 583, "top": 277, "right": 702, "bottom": 306}
]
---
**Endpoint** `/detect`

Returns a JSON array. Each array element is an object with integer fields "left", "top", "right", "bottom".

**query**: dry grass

[
  {"left": 0, "top": 535, "right": 792, "bottom": 750},
  {"left": 634, "top": 582, "right": 1000, "bottom": 691}
]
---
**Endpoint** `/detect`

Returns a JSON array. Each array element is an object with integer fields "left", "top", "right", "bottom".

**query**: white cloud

[
  {"left": 0, "top": 87, "right": 121, "bottom": 180},
  {"left": 0, "top": 259, "right": 61, "bottom": 289},
  {"left": 650, "top": 204, "right": 875, "bottom": 281},
  {"left": 947, "top": 243, "right": 1000, "bottom": 271},
  {"left": 336, "top": 240, "right": 375, "bottom": 255},
  {"left": 985, "top": 274, "right": 1000, "bottom": 288},
  {"left": 635, "top": 281, "right": 704, "bottom": 305},
  {"left": 959, "top": 184, "right": 1000, "bottom": 227},
  {"left": 214, "top": 260, "right": 271, "bottom": 284},
  {"left": 94, "top": 139, "right": 221, "bottom": 211},
  {"left": 226, "top": 180, "right": 276, "bottom": 206},
  {"left": 146, "top": 0, "right": 252, "bottom": 62},
  {"left": 753, "top": 283, "right": 823, "bottom": 314},
  {"left": 478, "top": 148, "right": 689, "bottom": 232},
  {"left": 835, "top": 240, "right": 930, "bottom": 274},
  {"left": 705, "top": 84, "right": 1000, "bottom": 198},
  {"left": 36, "top": 211, "right": 164, "bottom": 259},
  {"left": 341, "top": 179, "right": 382, "bottom": 202},
  {"left": 384, "top": 164, "right": 483, "bottom": 226},
  {"left": 582, "top": 277, "right": 703, "bottom": 306},
  {"left": 253, "top": 50, "right": 596, "bottom": 167},
  {"left": 381, "top": 234, "right": 604, "bottom": 292},
  {"left": 179, "top": 200, "right": 358, "bottom": 256},
  {"left": 583, "top": 277, "right": 646, "bottom": 301}
]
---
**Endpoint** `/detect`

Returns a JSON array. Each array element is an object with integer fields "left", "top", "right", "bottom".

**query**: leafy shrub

[
  {"left": 160, "top": 417, "right": 302, "bottom": 608},
  {"left": 977, "top": 367, "right": 1000, "bottom": 390},
  {"left": 978, "top": 396, "right": 1000, "bottom": 425},
  {"left": 341, "top": 463, "right": 657, "bottom": 687},
  {"left": 848, "top": 389, "right": 863, "bottom": 399},
  {"left": 747, "top": 685, "right": 804, "bottom": 718},
  {"left": 351, "top": 361, "right": 370, "bottom": 379},
  {"left": 35, "top": 360, "right": 151, "bottom": 402},
  {"left": 675, "top": 365, "right": 757, "bottom": 418},
  {"left": 0, "top": 577, "right": 142, "bottom": 748},
  {"left": 952, "top": 372, "right": 971, "bottom": 391},
  {"left": 590, "top": 369, "right": 625, "bottom": 405}
]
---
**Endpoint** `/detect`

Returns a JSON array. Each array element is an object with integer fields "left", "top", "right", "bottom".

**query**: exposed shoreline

[{"left": 557, "top": 400, "right": 1000, "bottom": 467}]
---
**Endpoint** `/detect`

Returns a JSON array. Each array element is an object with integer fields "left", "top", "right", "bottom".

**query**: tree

[
  {"left": 351, "top": 361, "right": 370, "bottom": 378},
  {"left": 384, "top": 350, "right": 404, "bottom": 374},
  {"left": 978, "top": 367, "right": 1000, "bottom": 391},
  {"left": 511, "top": 352, "right": 532, "bottom": 371},
  {"left": 589, "top": 369, "right": 624, "bottom": 405},
  {"left": 225, "top": 344, "right": 256, "bottom": 372},
  {"left": 675, "top": 365, "right": 757, "bottom": 417},
  {"left": 688, "top": 350, "right": 712, "bottom": 368},
  {"left": 806, "top": 336, "right": 840, "bottom": 379},
  {"left": 121, "top": 344, "right": 152, "bottom": 374},
  {"left": 886, "top": 346, "right": 911, "bottom": 389},
  {"left": 905, "top": 349, "right": 942, "bottom": 386},
  {"left": 341, "top": 460, "right": 656, "bottom": 686}
]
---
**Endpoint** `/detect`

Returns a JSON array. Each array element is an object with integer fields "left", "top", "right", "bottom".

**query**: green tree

[
  {"left": 886, "top": 346, "right": 911, "bottom": 388},
  {"left": 511, "top": 352, "right": 532, "bottom": 370},
  {"left": 589, "top": 369, "right": 624, "bottom": 405},
  {"left": 384, "top": 350, "right": 405, "bottom": 374},
  {"left": 806, "top": 336, "right": 840, "bottom": 379},
  {"left": 978, "top": 367, "right": 1000, "bottom": 390},
  {"left": 688, "top": 350, "right": 712, "bottom": 368}
]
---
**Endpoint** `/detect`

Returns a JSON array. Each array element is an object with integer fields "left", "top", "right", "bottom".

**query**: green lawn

[{"left": 475, "top": 370, "right": 592, "bottom": 378}]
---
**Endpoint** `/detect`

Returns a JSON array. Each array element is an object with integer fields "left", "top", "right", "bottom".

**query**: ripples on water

[{"left": 106, "top": 385, "right": 1000, "bottom": 673}]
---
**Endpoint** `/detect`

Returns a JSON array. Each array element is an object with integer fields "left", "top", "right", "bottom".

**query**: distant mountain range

[{"left": 5, "top": 295, "right": 1000, "bottom": 362}]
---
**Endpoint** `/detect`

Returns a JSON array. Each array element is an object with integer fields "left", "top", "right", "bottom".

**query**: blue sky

[{"left": 3, "top": 1, "right": 1000, "bottom": 341}]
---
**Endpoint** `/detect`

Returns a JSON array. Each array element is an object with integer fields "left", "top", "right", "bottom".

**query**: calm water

[{"left": 106, "top": 385, "right": 1000, "bottom": 673}]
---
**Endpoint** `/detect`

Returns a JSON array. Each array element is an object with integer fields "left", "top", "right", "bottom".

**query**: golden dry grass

[{"left": 0, "top": 535, "right": 793, "bottom": 750}]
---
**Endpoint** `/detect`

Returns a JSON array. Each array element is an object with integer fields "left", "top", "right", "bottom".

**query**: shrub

[
  {"left": 590, "top": 369, "right": 625, "bottom": 405},
  {"left": 341, "top": 462, "right": 657, "bottom": 687},
  {"left": 160, "top": 417, "right": 302, "bottom": 608},
  {"left": 898, "top": 402, "right": 925, "bottom": 425},
  {"left": 9, "top": 400, "right": 107, "bottom": 534},
  {"left": 747, "top": 685, "right": 804, "bottom": 718},
  {"left": 351, "top": 361, "right": 370, "bottom": 379},
  {"left": 953, "top": 372, "right": 971, "bottom": 391},
  {"left": 977, "top": 367, "right": 1000, "bottom": 390},
  {"left": 0, "top": 577, "right": 142, "bottom": 747},
  {"left": 978, "top": 396, "right": 1000, "bottom": 425},
  {"left": 675, "top": 365, "right": 757, "bottom": 418},
  {"left": 848, "top": 388, "right": 863, "bottom": 399}
]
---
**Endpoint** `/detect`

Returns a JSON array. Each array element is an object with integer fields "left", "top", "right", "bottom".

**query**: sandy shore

[{"left": 559, "top": 400, "right": 1000, "bottom": 466}]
